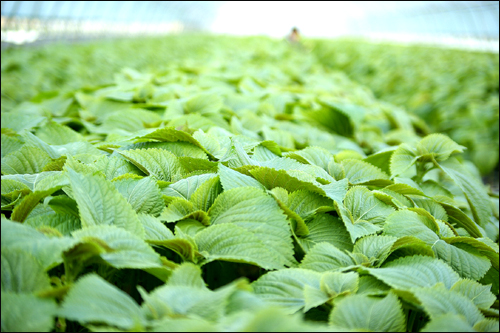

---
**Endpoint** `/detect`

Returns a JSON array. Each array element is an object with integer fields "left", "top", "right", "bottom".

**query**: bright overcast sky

[
  {"left": 210, "top": 1, "right": 367, "bottom": 37},
  {"left": 209, "top": 1, "right": 499, "bottom": 39}
]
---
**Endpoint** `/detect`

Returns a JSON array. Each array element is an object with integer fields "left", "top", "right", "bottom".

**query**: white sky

[
  {"left": 210, "top": 1, "right": 499, "bottom": 39},
  {"left": 210, "top": 1, "right": 368, "bottom": 37}
]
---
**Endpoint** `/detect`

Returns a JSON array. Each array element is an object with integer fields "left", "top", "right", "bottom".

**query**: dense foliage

[
  {"left": 313, "top": 40, "right": 500, "bottom": 175},
  {"left": 1, "top": 36, "right": 499, "bottom": 332}
]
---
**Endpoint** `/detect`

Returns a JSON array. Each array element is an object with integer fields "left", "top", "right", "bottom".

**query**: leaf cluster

[{"left": 1, "top": 36, "right": 499, "bottom": 332}]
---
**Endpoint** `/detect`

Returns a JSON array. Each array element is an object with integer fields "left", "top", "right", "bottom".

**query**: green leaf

[
  {"left": 1, "top": 112, "right": 45, "bottom": 132},
  {"left": 390, "top": 143, "right": 418, "bottom": 177},
  {"left": 168, "top": 113, "right": 219, "bottom": 132},
  {"left": 297, "top": 213, "right": 353, "bottom": 252},
  {"left": 184, "top": 93, "right": 223, "bottom": 115},
  {"left": 1, "top": 192, "right": 23, "bottom": 210},
  {"left": 480, "top": 267, "right": 499, "bottom": 296},
  {"left": 249, "top": 167, "right": 313, "bottom": 192},
  {"left": 101, "top": 109, "right": 160, "bottom": 132},
  {"left": 386, "top": 181, "right": 426, "bottom": 196},
  {"left": 262, "top": 127, "right": 295, "bottom": 149},
  {"left": 356, "top": 275, "right": 392, "bottom": 296},
  {"left": 218, "top": 164, "right": 265, "bottom": 191},
  {"left": 178, "top": 156, "right": 219, "bottom": 174},
  {"left": 41, "top": 155, "right": 67, "bottom": 171},
  {"left": 473, "top": 319, "right": 500, "bottom": 332},
  {"left": 384, "top": 210, "right": 439, "bottom": 244},
  {"left": 117, "top": 148, "right": 181, "bottom": 182},
  {"left": 141, "top": 282, "right": 239, "bottom": 323},
  {"left": 386, "top": 211, "right": 492, "bottom": 280},
  {"left": 159, "top": 198, "right": 210, "bottom": 225},
  {"left": 1, "top": 146, "right": 53, "bottom": 175},
  {"left": 1, "top": 132, "right": 24, "bottom": 158},
  {"left": 192, "top": 129, "right": 228, "bottom": 159},
  {"left": 1, "top": 176, "right": 30, "bottom": 194},
  {"left": 307, "top": 103, "right": 354, "bottom": 137},
  {"left": 146, "top": 317, "right": 217, "bottom": 332},
  {"left": 451, "top": 279, "right": 496, "bottom": 310},
  {"left": 420, "top": 179, "right": 454, "bottom": 197},
  {"left": 1, "top": 248, "right": 51, "bottom": 293},
  {"left": 167, "top": 262, "right": 206, "bottom": 289},
  {"left": 416, "top": 133, "right": 465, "bottom": 162},
  {"left": 300, "top": 242, "right": 356, "bottom": 272},
  {"left": 9, "top": 175, "right": 68, "bottom": 223},
  {"left": 363, "top": 255, "right": 460, "bottom": 290},
  {"left": 58, "top": 273, "right": 144, "bottom": 330},
  {"left": 113, "top": 176, "right": 164, "bottom": 216},
  {"left": 328, "top": 158, "right": 346, "bottom": 181},
  {"left": 320, "top": 271, "right": 359, "bottom": 297},
  {"left": 36, "top": 120, "right": 84, "bottom": 145},
  {"left": 11, "top": 187, "right": 60, "bottom": 222},
  {"left": 220, "top": 139, "right": 260, "bottom": 168},
  {"left": 328, "top": 293, "right": 406, "bottom": 332},
  {"left": 413, "top": 198, "right": 448, "bottom": 222},
  {"left": 268, "top": 187, "right": 310, "bottom": 237},
  {"left": 250, "top": 166, "right": 348, "bottom": 202},
  {"left": 342, "top": 159, "right": 392, "bottom": 186},
  {"left": 225, "top": 306, "right": 331, "bottom": 331},
  {"left": 75, "top": 93, "right": 134, "bottom": 122},
  {"left": 443, "top": 237, "right": 499, "bottom": 270},
  {"left": 432, "top": 240, "right": 491, "bottom": 280},
  {"left": 175, "top": 220, "right": 206, "bottom": 238},
  {"left": 413, "top": 283, "right": 484, "bottom": 326},
  {"left": 437, "top": 157, "right": 492, "bottom": 227},
  {"left": 260, "top": 156, "right": 334, "bottom": 181},
  {"left": 336, "top": 201, "right": 382, "bottom": 243},
  {"left": 388, "top": 236, "right": 435, "bottom": 259},
  {"left": 195, "top": 223, "right": 287, "bottom": 270},
  {"left": 373, "top": 189, "right": 413, "bottom": 208},
  {"left": 208, "top": 187, "right": 295, "bottom": 267},
  {"left": 344, "top": 186, "right": 395, "bottom": 225},
  {"left": 336, "top": 186, "right": 394, "bottom": 243},
  {"left": 138, "top": 213, "right": 174, "bottom": 241},
  {"left": 71, "top": 226, "right": 173, "bottom": 275},
  {"left": 67, "top": 168, "right": 145, "bottom": 237},
  {"left": 253, "top": 144, "right": 280, "bottom": 162},
  {"left": 284, "top": 146, "right": 333, "bottom": 170},
  {"left": 132, "top": 127, "right": 215, "bottom": 159},
  {"left": 303, "top": 284, "right": 331, "bottom": 312},
  {"left": 1, "top": 218, "right": 76, "bottom": 269},
  {"left": 287, "top": 190, "right": 334, "bottom": 220},
  {"left": 162, "top": 173, "right": 217, "bottom": 200},
  {"left": 62, "top": 155, "right": 99, "bottom": 175},
  {"left": 45, "top": 195, "right": 79, "bottom": 217},
  {"left": 320, "top": 179, "right": 349, "bottom": 203},
  {"left": 1, "top": 291, "right": 57, "bottom": 332},
  {"left": 421, "top": 314, "right": 476, "bottom": 332},
  {"left": 25, "top": 213, "right": 81, "bottom": 236},
  {"left": 353, "top": 235, "right": 398, "bottom": 266},
  {"left": 125, "top": 140, "right": 206, "bottom": 157},
  {"left": 189, "top": 176, "right": 222, "bottom": 211},
  {"left": 252, "top": 268, "right": 322, "bottom": 313},
  {"left": 16, "top": 132, "right": 56, "bottom": 159},
  {"left": 437, "top": 201, "right": 483, "bottom": 238},
  {"left": 95, "top": 154, "right": 143, "bottom": 180},
  {"left": 363, "top": 148, "right": 396, "bottom": 175}
]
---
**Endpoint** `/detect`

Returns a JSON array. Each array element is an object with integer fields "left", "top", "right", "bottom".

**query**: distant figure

[{"left": 287, "top": 27, "right": 301, "bottom": 44}]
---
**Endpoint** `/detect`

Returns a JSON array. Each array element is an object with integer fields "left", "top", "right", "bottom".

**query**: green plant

[
  {"left": 312, "top": 39, "right": 500, "bottom": 175},
  {"left": 1, "top": 36, "right": 498, "bottom": 332}
]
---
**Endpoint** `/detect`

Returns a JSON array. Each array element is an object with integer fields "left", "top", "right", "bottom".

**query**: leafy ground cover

[
  {"left": 313, "top": 40, "right": 500, "bottom": 176},
  {"left": 1, "top": 36, "right": 499, "bottom": 332}
]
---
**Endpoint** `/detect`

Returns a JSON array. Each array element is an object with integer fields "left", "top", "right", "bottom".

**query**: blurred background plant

[{"left": 2, "top": 1, "right": 499, "bottom": 179}]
